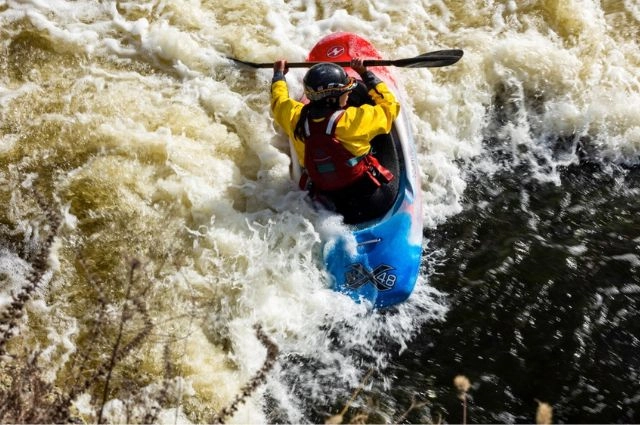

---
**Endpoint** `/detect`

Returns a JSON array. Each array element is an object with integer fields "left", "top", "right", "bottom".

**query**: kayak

[{"left": 291, "top": 32, "right": 423, "bottom": 309}]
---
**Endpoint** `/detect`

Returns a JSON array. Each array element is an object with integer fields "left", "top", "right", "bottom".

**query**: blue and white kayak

[{"left": 293, "top": 32, "right": 423, "bottom": 309}]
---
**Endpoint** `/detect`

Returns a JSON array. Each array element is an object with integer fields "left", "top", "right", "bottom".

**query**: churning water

[{"left": 0, "top": 0, "right": 639, "bottom": 423}]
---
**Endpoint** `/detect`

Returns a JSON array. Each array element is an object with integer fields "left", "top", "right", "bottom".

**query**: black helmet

[{"left": 303, "top": 63, "right": 357, "bottom": 101}]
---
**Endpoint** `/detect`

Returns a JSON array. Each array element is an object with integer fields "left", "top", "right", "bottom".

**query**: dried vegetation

[{"left": 0, "top": 192, "right": 278, "bottom": 424}]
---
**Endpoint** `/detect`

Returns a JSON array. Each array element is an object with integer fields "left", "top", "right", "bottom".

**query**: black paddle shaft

[{"left": 229, "top": 49, "right": 464, "bottom": 69}]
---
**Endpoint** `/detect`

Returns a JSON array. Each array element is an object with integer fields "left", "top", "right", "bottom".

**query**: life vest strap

[
  {"left": 325, "top": 110, "right": 344, "bottom": 135},
  {"left": 303, "top": 110, "right": 345, "bottom": 138},
  {"left": 363, "top": 155, "right": 394, "bottom": 187},
  {"left": 346, "top": 154, "right": 366, "bottom": 167}
]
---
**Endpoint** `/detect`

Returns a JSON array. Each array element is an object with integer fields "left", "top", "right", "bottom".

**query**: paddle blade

[
  {"left": 393, "top": 49, "right": 464, "bottom": 68},
  {"left": 227, "top": 57, "right": 268, "bottom": 68}
]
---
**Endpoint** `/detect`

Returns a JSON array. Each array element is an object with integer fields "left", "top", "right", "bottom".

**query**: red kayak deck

[{"left": 306, "top": 32, "right": 396, "bottom": 88}]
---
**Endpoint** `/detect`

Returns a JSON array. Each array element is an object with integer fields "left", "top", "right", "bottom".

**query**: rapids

[{"left": 0, "top": 0, "right": 638, "bottom": 423}]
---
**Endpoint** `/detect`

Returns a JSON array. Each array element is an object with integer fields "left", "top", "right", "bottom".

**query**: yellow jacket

[{"left": 270, "top": 79, "right": 400, "bottom": 166}]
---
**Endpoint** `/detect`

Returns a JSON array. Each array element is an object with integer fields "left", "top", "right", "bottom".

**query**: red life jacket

[{"left": 300, "top": 110, "right": 393, "bottom": 192}]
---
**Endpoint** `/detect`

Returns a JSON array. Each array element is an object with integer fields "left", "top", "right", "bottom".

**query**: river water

[{"left": 0, "top": 0, "right": 638, "bottom": 423}]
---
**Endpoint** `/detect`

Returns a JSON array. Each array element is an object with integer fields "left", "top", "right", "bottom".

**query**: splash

[{"left": 1, "top": 0, "right": 638, "bottom": 422}]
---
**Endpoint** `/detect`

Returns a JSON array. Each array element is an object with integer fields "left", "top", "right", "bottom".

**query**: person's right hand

[
  {"left": 351, "top": 57, "right": 366, "bottom": 75},
  {"left": 273, "top": 59, "right": 288, "bottom": 75}
]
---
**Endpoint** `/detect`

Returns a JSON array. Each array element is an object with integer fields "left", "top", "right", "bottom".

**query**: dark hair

[
  {"left": 294, "top": 104, "right": 311, "bottom": 142},
  {"left": 294, "top": 98, "right": 341, "bottom": 142}
]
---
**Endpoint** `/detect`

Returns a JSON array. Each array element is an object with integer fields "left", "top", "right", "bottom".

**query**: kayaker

[{"left": 271, "top": 57, "right": 400, "bottom": 223}]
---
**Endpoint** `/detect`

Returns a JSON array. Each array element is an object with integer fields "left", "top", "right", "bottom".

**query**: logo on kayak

[
  {"left": 326, "top": 45, "right": 345, "bottom": 58},
  {"left": 345, "top": 263, "right": 396, "bottom": 291}
]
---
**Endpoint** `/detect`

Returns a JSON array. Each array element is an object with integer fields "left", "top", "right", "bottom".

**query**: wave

[{"left": 0, "top": 0, "right": 638, "bottom": 422}]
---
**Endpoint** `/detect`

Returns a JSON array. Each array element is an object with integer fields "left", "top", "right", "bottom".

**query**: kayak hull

[{"left": 301, "top": 32, "right": 423, "bottom": 309}]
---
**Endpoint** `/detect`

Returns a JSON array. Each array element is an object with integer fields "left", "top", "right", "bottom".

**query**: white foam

[{"left": 1, "top": 0, "right": 639, "bottom": 422}]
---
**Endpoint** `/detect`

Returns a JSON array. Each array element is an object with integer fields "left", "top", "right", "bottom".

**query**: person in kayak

[{"left": 271, "top": 57, "right": 400, "bottom": 224}]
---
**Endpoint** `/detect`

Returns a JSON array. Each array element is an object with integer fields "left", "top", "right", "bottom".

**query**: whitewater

[{"left": 1, "top": 0, "right": 639, "bottom": 423}]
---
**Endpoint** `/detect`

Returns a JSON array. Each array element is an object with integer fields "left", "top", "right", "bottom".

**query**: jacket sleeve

[
  {"left": 270, "top": 80, "right": 305, "bottom": 166},
  {"left": 334, "top": 80, "right": 400, "bottom": 157}
]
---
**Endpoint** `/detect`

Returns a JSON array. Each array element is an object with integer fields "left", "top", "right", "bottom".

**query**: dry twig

[
  {"left": 395, "top": 393, "right": 430, "bottom": 423},
  {"left": 210, "top": 324, "right": 279, "bottom": 424},
  {"left": 453, "top": 375, "right": 471, "bottom": 425},
  {"left": 325, "top": 368, "right": 375, "bottom": 424},
  {"left": 0, "top": 192, "right": 61, "bottom": 356}
]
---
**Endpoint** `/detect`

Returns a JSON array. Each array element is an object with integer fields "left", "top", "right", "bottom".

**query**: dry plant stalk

[
  {"left": 0, "top": 350, "right": 66, "bottom": 423},
  {"left": 535, "top": 399, "right": 553, "bottom": 424},
  {"left": 0, "top": 252, "right": 158, "bottom": 423},
  {"left": 349, "top": 412, "right": 370, "bottom": 424},
  {"left": 49, "top": 259, "right": 154, "bottom": 424},
  {"left": 0, "top": 258, "right": 158, "bottom": 424},
  {"left": 0, "top": 191, "right": 176, "bottom": 424},
  {"left": 95, "top": 258, "right": 154, "bottom": 424},
  {"left": 140, "top": 343, "right": 175, "bottom": 424},
  {"left": 210, "top": 324, "right": 279, "bottom": 424},
  {"left": 324, "top": 368, "right": 374, "bottom": 425},
  {"left": 0, "top": 192, "right": 61, "bottom": 356},
  {"left": 453, "top": 375, "right": 471, "bottom": 425},
  {"left": 395, "top": 393, "right": 430, "bottom": 424}
]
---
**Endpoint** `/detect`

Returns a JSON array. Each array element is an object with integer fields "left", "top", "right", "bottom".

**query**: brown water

[{"left": 1, "top": 0, "right": 639, "bottom": 423}]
